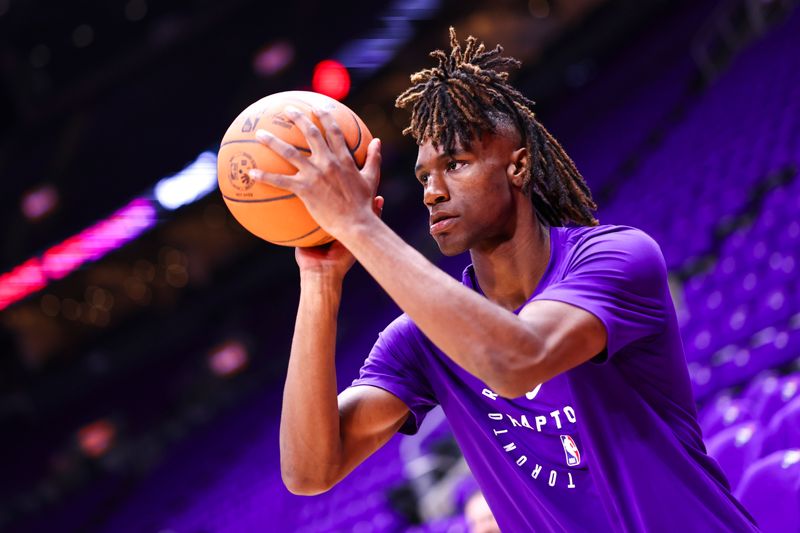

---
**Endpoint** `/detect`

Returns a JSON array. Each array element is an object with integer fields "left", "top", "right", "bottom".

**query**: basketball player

[
  {"left": 465, "top": 489, "right": 502, "bottom": 533},
  {"left": 248, "top": 29, "right": 759, "bottom": 531}
]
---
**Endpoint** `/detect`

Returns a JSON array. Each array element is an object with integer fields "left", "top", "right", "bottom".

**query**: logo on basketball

[
  {"left": 270, "top": 112, "right": 294, "bottom": 130},
  {"left": 228, "top": 152, "right": 257, "bottom": 191},
  {"left": 241, "top": 115, "right": 260, "bottom": 133}
]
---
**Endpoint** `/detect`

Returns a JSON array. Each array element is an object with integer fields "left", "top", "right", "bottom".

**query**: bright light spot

[
  {"left": 253, "top": 41, "right": 294, "bottom": 77},
  {"left": 77, "top": 419, "right": 116, "bottom": 458},
  {"left": 41, "top": 198, "right": 156, "bottom": 279},
  {"left": 0, "top": 259, "right": 47, "bottom": 310},
  {"left": 782, "top": 380, "right": 798, "bottom": 401},
  {"left": 734, "top": 424, "right": 754, "bottom": 446},
  {"left": 21, "top": 184, "right": 59, "bottom": 220},
  {"left": 723, "top": 405, "right": 741, "bottom": 423},
  {"left": 312, "top": 60, "right": 351, "bottom": 101},
  {"left": 783, "top": 449, "right": 800, "bottom": 468},
  {"left": 155, "top": 151, "right": 218, "bottom": 210},
  {"left": 209, "top": 341, "right": 249, "bottom": 377}
]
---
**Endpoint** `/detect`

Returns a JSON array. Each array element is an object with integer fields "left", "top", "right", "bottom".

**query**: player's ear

[{"left": 507, "top": 147, "right": 529, "bottom": 189}]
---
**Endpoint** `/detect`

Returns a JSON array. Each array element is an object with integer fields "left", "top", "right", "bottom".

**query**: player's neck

[{"left": 469, "top": 213, "right": 550, "bottom": 312}]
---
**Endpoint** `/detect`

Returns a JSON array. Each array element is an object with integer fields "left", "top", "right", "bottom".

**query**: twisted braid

[{"left": 395, "top": 27, "right": 598, "bottom": 226}]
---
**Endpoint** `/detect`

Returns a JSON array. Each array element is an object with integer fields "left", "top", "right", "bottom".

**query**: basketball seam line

[
  {"left": 220, "top": 112, "right": 363, "bottom": 158},
  {"left": 221, "top": 193, "right": 297, "bottom": 203},
  {"left": 271, "top": 225, "right": 322, "bottom": 243},
  {"left": 219, "top": 139, "right": 311, "bottom": 153}
]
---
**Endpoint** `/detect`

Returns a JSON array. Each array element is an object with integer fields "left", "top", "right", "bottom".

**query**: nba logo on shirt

[{"left": 560, "top": 435, "right": 581, "bottom": 466}]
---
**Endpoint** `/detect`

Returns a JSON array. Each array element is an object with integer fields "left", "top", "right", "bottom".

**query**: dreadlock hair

[{"left": 395, "top": 27, "right": 599, "bottom": 227}]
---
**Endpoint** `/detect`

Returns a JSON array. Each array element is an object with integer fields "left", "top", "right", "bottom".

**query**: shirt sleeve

[
  {"left": 532, "top": 226, "right": 668, "bottom": 362},
  {"left": 349, "top": 314, "right": 439, "bottom": 435}
]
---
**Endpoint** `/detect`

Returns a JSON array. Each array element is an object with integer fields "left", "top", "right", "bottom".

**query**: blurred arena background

[{"left": 1, "top": 0, "right": 799, "bottom": 531}]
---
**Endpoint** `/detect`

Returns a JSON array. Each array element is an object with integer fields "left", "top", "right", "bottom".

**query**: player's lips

[{"left": 429, "top": 212, "right": 458, "bottom": 235}]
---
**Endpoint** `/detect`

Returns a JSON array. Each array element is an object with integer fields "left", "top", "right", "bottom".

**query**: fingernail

[
  {"left": 285, "top": 106, "right": 300, "bottom": 116},
  {"left": 248, "top": 169, "right": 262, "bottom": 179},
  {"left": 256, "top": 129, "right": 270, "bottom": 141}
]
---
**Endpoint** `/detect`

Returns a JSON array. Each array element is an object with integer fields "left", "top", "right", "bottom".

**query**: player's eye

[
  {"left": 446, "top": 160, "right": 465, "bottom": 171},
  {"left": 418, "top": 173, "right": 430, "bottom": 185}
]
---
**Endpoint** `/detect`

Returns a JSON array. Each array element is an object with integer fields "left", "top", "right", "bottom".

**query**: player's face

[{"left": 414, "top": 130, "right": 524, "bottom": 256}]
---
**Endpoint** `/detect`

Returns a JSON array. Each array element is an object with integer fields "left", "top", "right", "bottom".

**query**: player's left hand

[{"left": 247, "top": 106, "right": 382, "bottom": 241}]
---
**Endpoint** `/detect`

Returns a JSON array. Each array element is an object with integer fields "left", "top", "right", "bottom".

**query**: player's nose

[{"left": 423, "top": 173, "right": 450, "bottom": 206}]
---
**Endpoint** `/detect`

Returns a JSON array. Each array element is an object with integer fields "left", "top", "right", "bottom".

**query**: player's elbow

[
  {"left": 488, "top": 351, "right": 546, "bottom": 399},
  {"left": 283, "top": 482, "right": 330, "bottom": 497},
  {"left": 281, "top": 470, "right": 335, "bottom": 496},
  {"left": 280, "top": 459, "right": 340, "bottom": 496}
]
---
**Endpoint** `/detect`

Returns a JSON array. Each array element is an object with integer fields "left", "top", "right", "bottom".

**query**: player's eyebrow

[{"left": 414, "top": 150, "right": 467, "bottom": 174}]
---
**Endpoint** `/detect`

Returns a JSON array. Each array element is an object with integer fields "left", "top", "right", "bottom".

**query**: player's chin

[{"left": 433, "top": 233, "right": 469, "bottom": 256}]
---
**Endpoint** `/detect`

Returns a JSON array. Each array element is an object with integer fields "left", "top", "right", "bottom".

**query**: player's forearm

[
  {"left": 341, "top": 218, "right": 544, "bottom": 396},
  {"left": 279, "top": 272, "right": 345, "bottom": 494}
]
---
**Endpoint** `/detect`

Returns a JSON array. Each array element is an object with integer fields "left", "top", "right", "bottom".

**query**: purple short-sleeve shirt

[{"left": 350, "top": 224, "right": 758, "bottom": 532}]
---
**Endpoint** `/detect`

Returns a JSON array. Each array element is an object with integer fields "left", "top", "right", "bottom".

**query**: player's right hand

[{"left": 295, "top": 195, "right": 384, "bottom": 278}]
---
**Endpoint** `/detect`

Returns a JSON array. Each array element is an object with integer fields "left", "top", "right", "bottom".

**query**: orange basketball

[{"left": 217, "top": 91, "right": 372, "bottom": 247}]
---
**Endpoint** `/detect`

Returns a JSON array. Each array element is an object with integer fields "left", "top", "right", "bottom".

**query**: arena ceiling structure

[{"left": 0, "top": 0, "right": 695, "bottom": 529}]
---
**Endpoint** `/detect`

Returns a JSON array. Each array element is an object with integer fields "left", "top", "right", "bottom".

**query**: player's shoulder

[
  {"left": 560, "top": 223, "right": 663, "bottom": 256},
  {"left": 375, "top": 313, "right": 432, "bottom": 364},
  {"left": 560, "top": 222, "right": 655, "bottom": 244},
  {"left": 558, "top": 223, "right": 667, "bottom": 274},
  {"left": 383, "top": 313, "right": 418, "bottom": 334},
  {"left": 379, "top": 313, "right": 425, "bottom": 346}
]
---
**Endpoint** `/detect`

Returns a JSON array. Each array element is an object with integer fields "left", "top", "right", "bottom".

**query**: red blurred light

[
  {"left": 312, "top": 59, "right": 350, "bottom": 101},
  {"left": 77, "top": 419, "right": 116, "bottom": 458},
  {"left": 0, "top": 198, "right": 156, "bottom": 310},
  {"left": 0, "top": 258, "right": 47, "bottom": 310}
]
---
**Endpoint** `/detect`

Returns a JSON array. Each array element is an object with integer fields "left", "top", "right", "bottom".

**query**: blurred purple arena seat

[
  {"left": 735, "top": 449, "right": 800, "bottom": 533},
  {"left": 698, "top": 389, "right": 736, "bottom": 431},
  {"left": 705, "top": 421, "right": 763, "bottom": 490},
  {"left": 760, "top": 395, "right": 800, "bottom": 458},
  {"left": 701, "top": 397, "right": 754, "bottom": 439},
  {"left": 755, "top": 374, "right": 800, "bottom": 426},
  {"left": 741, "top": 371, "right": 782, "bottom": 404}
]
